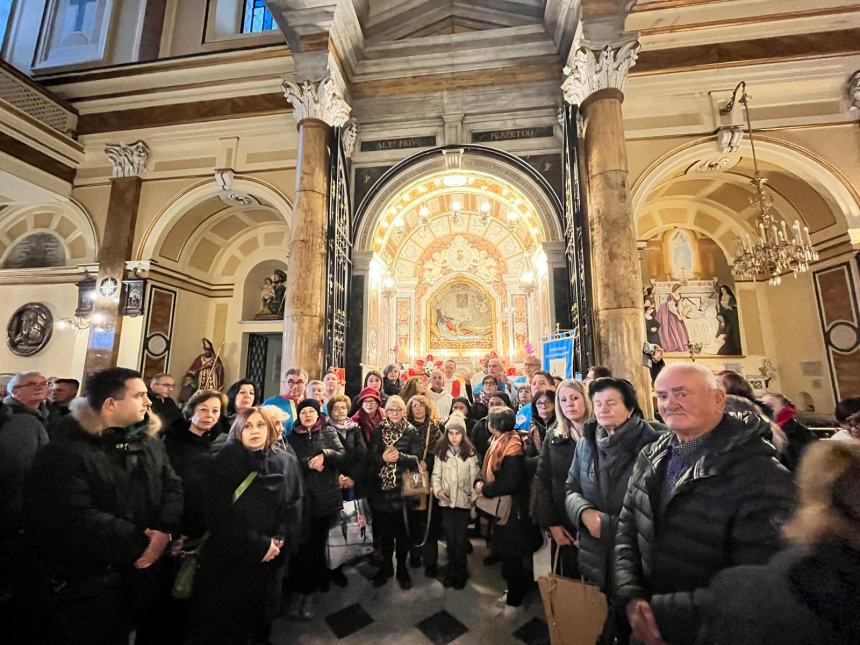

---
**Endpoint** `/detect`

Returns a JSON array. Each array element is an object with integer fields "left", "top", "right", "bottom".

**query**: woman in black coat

[
  {"left": 189, "top": 407, "right": 302, "bottom": 645},
  {"left": 535, "top": 380, "right": 591, "bottom": 579},
  {"left": 406, "top": 394, "right": 445, "bottom": 576},
  {"left": 475, "top": 407, "right": 540, "bottom": 611},
  {"left": 697, "top": 440, "right": 860, "bottom": 645},
  {"left": 367, "top": 395, "right": 422, "bottom": 590},
  {"left": 325, "top": 393, "right": 367, "bottom": 587},
  {"left": 469, "top": 392, "right": 512, "bottom": 466},
  {"left": 565, "top": 378, "right": 662, "bottom": 644},
  {"left": 284, "top": 398, "right": 345, "bottom": 620}
]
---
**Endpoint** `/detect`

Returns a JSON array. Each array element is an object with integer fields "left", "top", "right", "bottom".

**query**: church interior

[{"left": 1, "top": 1, "right": 860, "bottom": 643}]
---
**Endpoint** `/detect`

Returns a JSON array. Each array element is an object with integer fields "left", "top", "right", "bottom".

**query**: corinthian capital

[
  {"left": 104, "top": 140, "right": 150, "bottom": 178},
  {"left": 283, "top": 77, "right": 351, "bottom": 127},
  {"left": 561, "top": 40, "right": 640, "bottom": 107}
]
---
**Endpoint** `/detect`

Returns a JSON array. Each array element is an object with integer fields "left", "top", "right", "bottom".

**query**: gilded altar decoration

[{"left": 427, "top": 279, "right": 495, "bottom": 351}]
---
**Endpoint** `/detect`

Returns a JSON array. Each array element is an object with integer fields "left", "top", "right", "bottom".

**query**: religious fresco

[
  {"left": 641, "top": 228, "right": 743, "bottom": 356},
  {"left": 427, "top": 279, "right": 495, "bottom": 351}
]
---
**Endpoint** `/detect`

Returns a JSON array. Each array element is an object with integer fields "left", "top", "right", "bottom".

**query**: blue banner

[{"left": 543, "top": 335, "right": 575, "bottom": 380}]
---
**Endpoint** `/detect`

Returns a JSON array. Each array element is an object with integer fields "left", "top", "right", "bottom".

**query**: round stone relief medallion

[{"left": 7, "top": 302, "right": 53, "bottom": 357}]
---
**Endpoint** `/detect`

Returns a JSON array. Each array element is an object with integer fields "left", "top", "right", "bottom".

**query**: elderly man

[
  {"left": 147, "top": 373, "right": 182, "bottom": 428},
  {"left": 473, "top": 356, "right": 512, "bottom": 400},
  {"left": 262, "top": 367, "right": 307, "bottom": 438},
  {"left": 615, "top": 363, "right": 794, "bottom": 645},
  {"left": 1, "top": 372, "right": 51, "bottom": 538},
  {"left": 428, "top": 368, "right": 453, "bottom": 421}
]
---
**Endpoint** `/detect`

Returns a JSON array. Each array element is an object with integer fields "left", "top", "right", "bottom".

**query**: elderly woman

[
  {"left": 535, "top": 379, "right": 591, "bottom": 578},
  {"left": 565, "top": 377, "right": 663, "bottom": 644},
  {"left": 284, "top": 399, "right": 344, "bottom": 620},
  {"left": 406, "top": 394, "right": 446, "bottom": 576},
  {"left": 698, "top": 441, "right": 860, "bottom": 645},
  {"left": 305, "top": 380, "right": 325, "bottom": 405},
  {"left": 189, "top": 407, "right": 302, "bottom": 645},
  {"left": 367, "top": 395, "right": 422, "bottom": 590}
]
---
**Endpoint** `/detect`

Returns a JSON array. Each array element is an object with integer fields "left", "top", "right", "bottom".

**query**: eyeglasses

[
  {"left": 286, "top": 380, "right": 305, "bottom": 387},
  {"left": 535, "top": 400, "right": 554, "bottom": 408},
  {"left": 843, "top": 413, "right": 860, "bottom": 430},
  {"left": 156, "top": 382, "right": 175, "bottom": 389},
  {"left": 20, "top": 381, "right": 48, "bottom": 388}
]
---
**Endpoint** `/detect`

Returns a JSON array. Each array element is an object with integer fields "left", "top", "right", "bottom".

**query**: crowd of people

[{"left": 0, "top": 354, "right": 858, "bottom": 645}]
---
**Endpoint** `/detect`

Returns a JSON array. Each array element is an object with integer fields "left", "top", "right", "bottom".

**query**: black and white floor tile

[{"left": 271, "top": 539, "right": 550, "bottom": 644}]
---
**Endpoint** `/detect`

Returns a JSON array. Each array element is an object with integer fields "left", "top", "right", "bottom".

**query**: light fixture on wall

[
  {"left": 520, "top": 270, "right": 536, "bottom": 297},
  {"left": 479, "top": 201, "right": 491, "bottom": 225},
  {"left": 381, "top": 273, "right": 397, "bottom": 299},
  {"left": 720, "top": 81, "right": 819, "bottom": 286},
  {"left": 507, "top": 210, "right": 520, "bottom": 232},
  {"left": 56, "top": 311, "right": 108, "bottom": 332}
]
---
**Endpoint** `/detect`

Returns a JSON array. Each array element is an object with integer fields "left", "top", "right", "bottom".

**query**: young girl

[{"left": 431, "top": 412, "right": 479, "bottom": 589}]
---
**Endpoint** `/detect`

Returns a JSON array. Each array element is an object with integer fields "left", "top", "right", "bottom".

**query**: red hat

[{"left": 356, "top": 386, "right": 382, "bottom": 404}]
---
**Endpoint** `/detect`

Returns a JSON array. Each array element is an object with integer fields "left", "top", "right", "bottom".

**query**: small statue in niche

[
  {"left": 179, "top": 338, "right": 224, "bottom": 403},
  {"left": 255, "top": 269, "right": 286, "bottom": 319},
  {"left": 7, "top": 303, "right": 53, "bottom": 357}
]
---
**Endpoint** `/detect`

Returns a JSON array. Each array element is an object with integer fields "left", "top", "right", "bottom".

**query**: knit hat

[
  {"left": 356, "top": 386, "right": 382, "bottom": 404},
  {"left": 445, "top": 412, "right": 467, "bottom": 435},
  {"left": 296, "top": 398, "right": 321, "bottom": 416}
]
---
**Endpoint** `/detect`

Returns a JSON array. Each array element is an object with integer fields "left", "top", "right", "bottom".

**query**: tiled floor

[{"left": 271, "top": 538, "right": 550, "bottom": 644}]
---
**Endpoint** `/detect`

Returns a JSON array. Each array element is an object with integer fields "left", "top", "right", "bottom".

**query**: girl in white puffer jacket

[{"left": 431, "top": 412, "right": 480, "bottom": 588}]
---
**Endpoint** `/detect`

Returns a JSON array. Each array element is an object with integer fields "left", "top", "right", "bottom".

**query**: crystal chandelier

[{"left": 720, "top": 82, "right": 819, "bottom": 286}]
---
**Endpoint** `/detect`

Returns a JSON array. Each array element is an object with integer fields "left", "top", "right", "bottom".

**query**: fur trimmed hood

[{"left": 70, "top": 397, "right": 162, "bottom": 438}]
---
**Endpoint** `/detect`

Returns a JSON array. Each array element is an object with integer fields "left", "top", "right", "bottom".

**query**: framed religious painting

[{"left": 426, "top": 278, "right": 495, "bottom": 352}]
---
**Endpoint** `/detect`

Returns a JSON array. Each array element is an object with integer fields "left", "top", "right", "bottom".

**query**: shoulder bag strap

[
  {"left": 232, "top": 470, "right": 259, "bottom": 503},
  {"left": 421, "top": 423, "right": 432, "bottom": 461}
]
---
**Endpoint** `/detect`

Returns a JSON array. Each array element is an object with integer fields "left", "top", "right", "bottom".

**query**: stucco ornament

[
  {"left": 104, "top": 140, "right": 150, "bottom": 178},
  {"left": 561, "top": 41, "right": 640, "bottom": 106},
  {"left": 283, "top": 77, "right": 351, "bottom": 127},
  {"left": 849, "top": 70, "right": 860, "bottom": 110}
]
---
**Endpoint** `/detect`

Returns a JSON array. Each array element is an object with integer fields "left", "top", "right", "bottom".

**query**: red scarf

[
  {"left": 351, "top": 407, "right": 383, "bottom": 443},
  {"left": 776, "top": 403, "right": 796, "bottom": 429}
]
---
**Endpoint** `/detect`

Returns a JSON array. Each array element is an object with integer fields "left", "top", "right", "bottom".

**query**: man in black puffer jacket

[
  {"left": 24, "top": 368, "right": 183, "bottom": 645},
  {"left": 615, "top": 363, "right": 794, "bottom": 645}
]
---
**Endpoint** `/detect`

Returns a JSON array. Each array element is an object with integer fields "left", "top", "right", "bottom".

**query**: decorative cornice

[
  {"left": 561, "top": 41, "right": 640, "bottom": 107},
  {"left": 282, "top": 77, "right": 351, "bottom": 127},
  {"left": 104, "top": 140, "right": 149, "bottom": 178},
  {"left": 849, "top": 71, "right": 860, "bottom": 110}
]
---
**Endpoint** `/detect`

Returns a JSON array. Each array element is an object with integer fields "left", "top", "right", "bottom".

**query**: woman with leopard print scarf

[{"left": 367, "top": 395, "right": 422, "bottom": 590}]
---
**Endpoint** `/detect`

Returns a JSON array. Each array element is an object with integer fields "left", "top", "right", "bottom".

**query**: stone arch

[
  {"left": 631, "top": 136, "right": 860, "bottom": 235},
  {"left": 137, "top": 175, "right": 294, "bottom": 262},
  {"left": 354, "top": 145, "right": 564, "bottom": 253},
  {"left": 0, "top": 200, "right": 98, "bottom": 266}
]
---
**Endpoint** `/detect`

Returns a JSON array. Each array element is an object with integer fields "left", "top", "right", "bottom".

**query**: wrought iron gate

[
  {"left": 246, "top": 333, "right": 268, "bottom": 399},
  {"left": 324, "top": 126, "right": 353, "bottom": 370},
  {"left": 562, "top": 104, "right": 595, "bottom": 374}
]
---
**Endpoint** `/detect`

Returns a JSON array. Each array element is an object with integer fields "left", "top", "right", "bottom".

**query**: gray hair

[
  {"left": 655, "top": 362, "right": 718, "bottom": 390},
  {"left": 305, "top": 380, "right": 324, "bottom": 397},
  {"left": 149, "top": 373, "right": 173, "bottom": 386},
  {"left": 284, "top": 368, "right": 308, "bottom": 382},
  {"left": 8, "top": 371, "right": 43, "bottom": 391}
]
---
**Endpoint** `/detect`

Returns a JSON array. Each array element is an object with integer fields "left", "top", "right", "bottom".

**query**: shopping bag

[
  {"left": 538, "top": 548, "right": 607, "bottom": 645},
  {"left": 326, "top": 498, "right": 374, "bottom": 569}
]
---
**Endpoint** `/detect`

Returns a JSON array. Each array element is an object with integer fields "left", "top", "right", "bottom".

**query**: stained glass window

[{"left": 242, "top": 0, "right": 275, "bottom": 33}]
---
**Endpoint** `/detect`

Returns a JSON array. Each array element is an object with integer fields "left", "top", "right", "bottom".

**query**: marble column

[
  {"left": 562, "top": 42, "right": 652, "bottom": 404},
  {"left": 281, "top": 78, "right": 350, "bottom": 377},
  {"left": 83, "top": 141, "right": 149, "bottom": 374}
]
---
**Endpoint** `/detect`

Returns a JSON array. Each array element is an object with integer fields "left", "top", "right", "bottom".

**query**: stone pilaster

[
  {"left": 280, "top": 78, "right": 351, "bottom": 377},
  {"left": 83, "top": 141, "right": 149, "bottom": 374},
  {"left": 562, "top": 41, "right": 652, "bottom": 407}
]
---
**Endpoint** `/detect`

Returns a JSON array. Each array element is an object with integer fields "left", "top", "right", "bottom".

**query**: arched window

[{"left": 242, "top": 0, "right": 274, "bottom": 33}]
